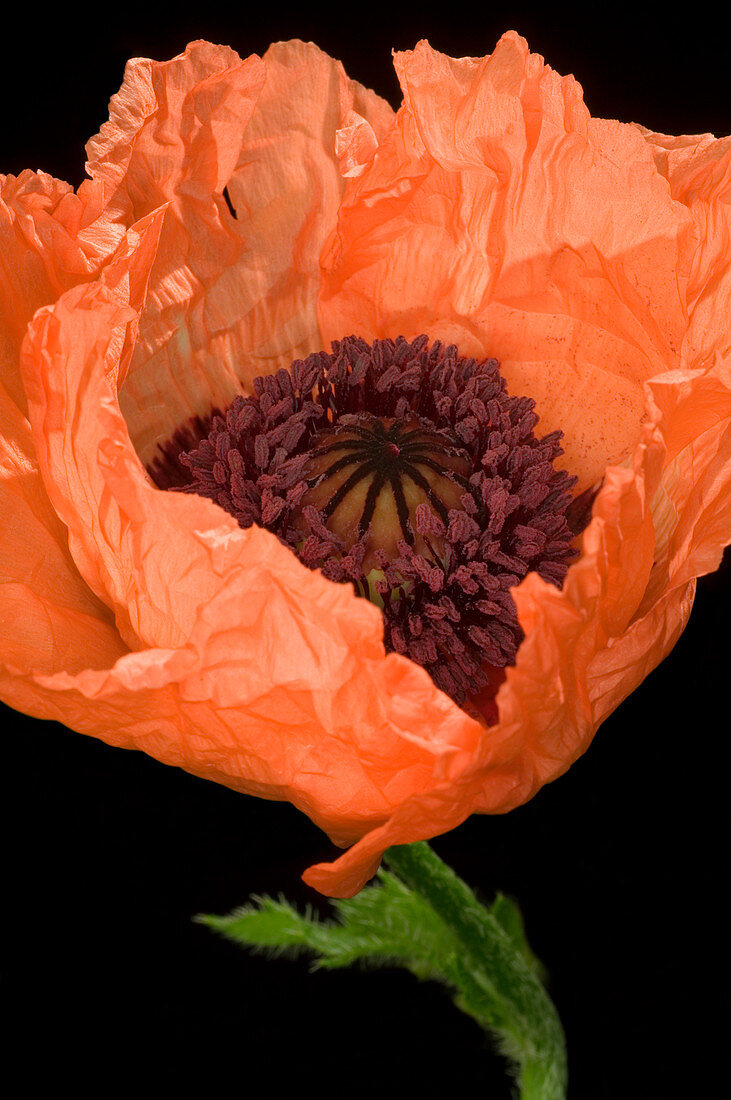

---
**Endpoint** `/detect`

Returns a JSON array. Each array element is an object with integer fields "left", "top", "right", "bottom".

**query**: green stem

[{"left": 384, "top": 842, "right": 567, "bottom": 1099}]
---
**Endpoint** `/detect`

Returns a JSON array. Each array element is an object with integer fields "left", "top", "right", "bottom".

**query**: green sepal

[
  {"left": 490, "top": 891, "right": 548, "bottom": 983},
  {"left": 197, "top": 869, "right": 449, "bottom": 982}
]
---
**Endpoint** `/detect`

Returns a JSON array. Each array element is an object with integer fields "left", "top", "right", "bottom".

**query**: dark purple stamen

[
  {"left": 152, "top": 335, "right": 583, "bottom": 714},
  {"left": 147, "top": 409, "right": 222, "bottom": 489}
]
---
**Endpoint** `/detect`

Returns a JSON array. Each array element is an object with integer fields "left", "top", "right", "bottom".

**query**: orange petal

[
  {"left": 0, "top": 171, "right": 128, "bottom": 699},
  {"left": 335, "top": 110, "right": 381, "bottom": 177},
  {"left": 318, "top": 33, "right": 691, "bottom": 493},
  {"left": 83, "top": 39, "right": 394, "bottom": 476},
  {"left": 0, "top": 170, "right": 121, "bottom": 413},
  {"left": 305, "top": 432, "right": 661, "bottom": 895},
  {"left": 0, "top": 380, "right": 127, "bottom": 693},
  {"left": 637, "top": 128, "right": 731, "bottom": 599},
  {"left": 636, "top": 128, "right": 731, "bottom": 355},
  {"left": 646, "top": 366, "right": 731, "bottom": 599},
  {"left": 307, "top": 331, "right": 730, "bottom": 897},
  {"left": 305, "top": 40, "right": 731, "bottom": 897},
  {"left": 19, "top": 224, "right": 486, "bottom": 848},
  {"left": 587, "top": 581, "right": 696, "bottom": 728}
]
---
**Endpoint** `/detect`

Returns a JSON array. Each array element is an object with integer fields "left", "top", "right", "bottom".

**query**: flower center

[
  {"left": 297, "top": 416, "right": 471, "bottom": 572},
  {"left": 151, "top": 335, "right": 582, "bottom": 717}
]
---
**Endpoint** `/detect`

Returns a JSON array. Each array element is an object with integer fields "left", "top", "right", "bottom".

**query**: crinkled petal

[
  {"left": 0, "top": 170, "right": 122, "bottom": 412},
  {"left": 637, "top": 127, "right": 731, "bottom": 601},
  {"left": 0, "top": 379, "right": 127, "bottom": 690},
  {"left": 305, "top": 432, "right": 661, "bottom": 894},
  {"left": 335, "top": 110, "right": 381, "bottom": 177},
  {"left": 318, "top": 33, "right": 692, "bottom": 493},
  {"left": 645, "top": 366, "right": 731, "bottom": 599},
  {"left": 306, "top": 331, "right": 730, "bottom": 895},
  {"left": 305, "top": 39, "right": 731, "bottom": 895},
  {"left": 19, "top": 223, "right": 485, "bottom": 848},
  {"left": 84, "top": 39, "right": 394, "bottom": 476},
  {"left": 637, "top": 127, "right": 731, "bottom": 369},
  {"left": 0, "top": 170, "right": 129, "bottom": 694},
  {"left": 587, "top": 580, "right": 696, "bottom": 727}
]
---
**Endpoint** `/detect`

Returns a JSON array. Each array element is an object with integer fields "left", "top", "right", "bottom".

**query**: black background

[{"left": 2, "top": 3, "right": 729, "bottom": 1095}]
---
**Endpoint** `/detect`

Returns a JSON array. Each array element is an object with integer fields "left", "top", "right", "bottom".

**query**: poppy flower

[{"left": 1, "top": 33, "right": 729, "bottom": 898}]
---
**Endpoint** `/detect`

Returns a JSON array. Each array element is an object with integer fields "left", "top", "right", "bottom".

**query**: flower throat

[{"left": 154, "top": 336, "right": 579, "bottom": 712}]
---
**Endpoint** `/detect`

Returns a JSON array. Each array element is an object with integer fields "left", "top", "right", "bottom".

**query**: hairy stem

[{"left": 384, "top": 842, "right": 567, "bottom": 1098}]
